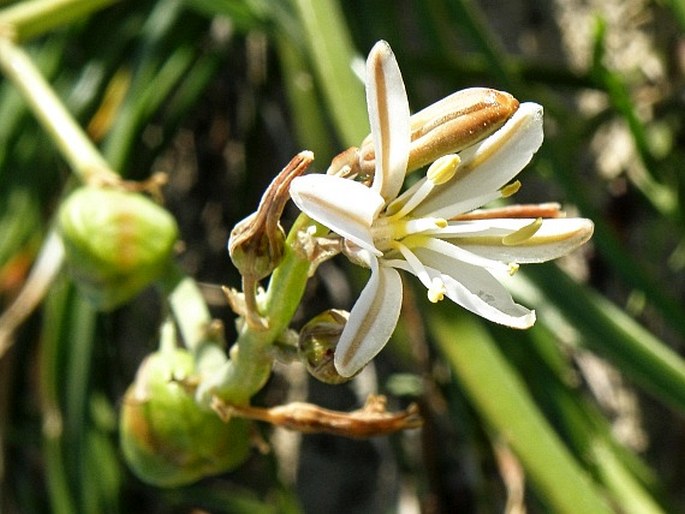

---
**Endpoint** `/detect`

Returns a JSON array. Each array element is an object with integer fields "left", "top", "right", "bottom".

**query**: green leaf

[
  {"left": 429, "top": 307, "right": 613, "bottom": 514},
  {"left": 290, "top": 0, "right": 367, "bottom": 147},
  {"left": 514, "top": 265, "right": 685, "bottom": 415}
]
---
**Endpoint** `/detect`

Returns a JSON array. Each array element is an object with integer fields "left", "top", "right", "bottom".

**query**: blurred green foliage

[{"left": 1, "top": 0, "right": 685, "bottom": 513}]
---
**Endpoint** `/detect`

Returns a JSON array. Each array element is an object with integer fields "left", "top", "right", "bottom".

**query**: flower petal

[
  {"left": 413, "top": 102, "right": 544, "bottom": 219},
  {"left": 366, "top": 40, "right": 411, "bottom": 204},
  {"left": 404, "top": 235, "right": 513, "bottom": 273},
  {"left": 390, "top": 248, "right": 535, "bottom": 328},
  {"left": 436, "top": 218, "right": 594, "bottom": 263},
  {"left": 334, "top": 254, "right": 403, "bottom": 377},
  {"left": 290, "top": 174, "right": 384, "bottom": 254}
]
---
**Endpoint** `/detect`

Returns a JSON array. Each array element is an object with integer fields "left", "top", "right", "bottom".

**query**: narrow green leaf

[
  {"left": 0, "top": 0, "right": 119, "bottom": 42},
  {"left": 275, "top": 33, "right": 335, "bottom": 164},
  {"left": 430, "top": 308, "right": 613, "bottom": 514},
  {"left": 291, "top": 0, "right": 368, "bottom": 147},
  {"left": 592, "top": 442, "right": 666, "bottom": 514},
  {"left": 514, "top": 265, "right": 685, "bottom": 415}
]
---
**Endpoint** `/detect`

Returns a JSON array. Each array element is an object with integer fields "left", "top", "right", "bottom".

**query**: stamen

[
  {"left": 508, "top": 263, "right": 520, "bottom": 275},
  {"left": 392, "top": 241, "right": 434, "bottom": 292},
  {"left": 386, "top": 179, "right": 435, "bottom": 219},
  {"left": 385, "top": 178, "right": 425, "bottom": 215},
  {"left": 408, "top": 235, "right": 512, "bottom": 273},
  {"left": 442, "top": 188, "right": 504, "bottom": 221},
  {"left": 500, "top": 180, "right": 521, "bottom": 198},
  {"left": 386, "top": 155, "right": 460, "bottom": 219},
  {"left": 403, "top": 217, "right": 447, "bottom": 236},
  {"left": 502, "top": 218, "right": 543, "bottom": 246},
  {"left": 427, "top": 277, "right": 447, "bottom": 303},
  {"left": 426, "top": 154, "right": 460, "bottom": 185}
]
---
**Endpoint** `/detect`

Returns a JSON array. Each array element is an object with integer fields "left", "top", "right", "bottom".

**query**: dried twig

[{"left": 212, "top": 394, "right": 423, "bottom": 439}]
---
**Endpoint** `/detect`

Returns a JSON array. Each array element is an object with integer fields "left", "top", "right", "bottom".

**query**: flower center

[
  {"left": 371, "top": 156, "right": 458, "bottom": 253},
  {"left": 371, "top": 215, "right": 447, "bottom": 252}
]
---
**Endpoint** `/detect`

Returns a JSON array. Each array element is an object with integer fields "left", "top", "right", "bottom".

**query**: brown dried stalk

[{"left": 212, "top": 394, "right": 423, "bottom": 439}]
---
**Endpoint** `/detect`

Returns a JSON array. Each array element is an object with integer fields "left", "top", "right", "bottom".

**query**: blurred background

[{"left": 1, "top": 0, "right": 685, "bottom": 512}]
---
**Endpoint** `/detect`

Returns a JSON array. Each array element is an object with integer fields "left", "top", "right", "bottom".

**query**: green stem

[
  {"left": 275, "top": 33, "right": 336, "bottom": 165},
  {"left": 196, "top": 214, "right": 327, "bottom": 406},
  {"left": 41, "top": 288, "right": 78, "bottom": 514},
  {"left": 262, "top": 215, "right": 327, "bottom": 336},
  {"left": 0, "top": 0, "right": 119, "bottom": 42},
  {"left": 0, "top": 36, "right": 117, "bottom": 183}
]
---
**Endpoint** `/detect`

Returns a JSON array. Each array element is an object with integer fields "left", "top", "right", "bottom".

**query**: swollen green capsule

[
  {"left": 119, "top": 348, "right": 251, "bottom": 487},
  {"left": 57, "top": 186, "right": 179, "bottom": 310},
  {"left": 298, "top": 309, "right": 353, "bottom": 384}
]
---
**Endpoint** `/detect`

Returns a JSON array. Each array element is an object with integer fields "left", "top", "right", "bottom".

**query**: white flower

[{"left": 289, "top": 41, "right": 594, "bottom": 377}]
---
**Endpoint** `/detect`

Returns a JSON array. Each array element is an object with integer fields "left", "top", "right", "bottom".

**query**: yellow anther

[
  {"left": 427, "top": 277, "right": 447, "bottom": 303},
  {"left": 508, "top": 263, "right": 520, "bottom": 276},
  {"left": 500, "top": 180, "right": 521, "bottom": 198},
  {"left": 502, "top": 217, "right": 543, "bottom": 246},
  {"left": 426, "top": 154, "right": 461, "bottom": 185},
  {"left": 435, "top": 218, "right": 448, "bottom": 228}
]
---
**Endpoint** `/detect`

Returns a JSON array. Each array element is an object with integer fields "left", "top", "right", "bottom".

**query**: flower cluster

[{"left": 290, "top": 41, "right": 593, "bottom": 378}]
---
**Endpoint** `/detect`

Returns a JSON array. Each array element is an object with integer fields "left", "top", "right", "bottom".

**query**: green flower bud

[
  {"left": 57, "top": 186, "right": 178, "bottom": 310},
  {"left": 298, "top": 309, "right": 353, "bottom": 384},
  {"left": 119, "top": 348, "right": 251, "bottom": 487}
]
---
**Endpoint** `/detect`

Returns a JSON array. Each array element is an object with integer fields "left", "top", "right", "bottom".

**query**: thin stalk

[
  {"left": 441, "top": 0, "right": 524, "bottom": 93},
  {"left": 40, "top": 282, "right": 78, "bottom": 514},
  {"left": 275, "top": 33, "right": 335, "bottom": 164},
  {"left": 0, "top": 37, "right": 116, "bottom": 183},
  {"left": 592, "top": 442, "right": 666, "bottom": 514},
  {"left": 0, "top": 230, "right": 64, "bottom": 357}
]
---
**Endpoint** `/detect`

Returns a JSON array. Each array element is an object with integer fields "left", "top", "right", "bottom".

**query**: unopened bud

[
  {"left": 229, "top": 213, "right": 286, "bottom": 281},
  {"left": 119, "top": 348, "right": 251, "bottom": 487},
  {"left": 298, "top": 309, "right": 353, "bottom": 384},
  {"left": 57, "top": 186, "right": 178, "bottom": 310},
  {"left": 329, "top": 88, "right": 519, "bottom": 177}
]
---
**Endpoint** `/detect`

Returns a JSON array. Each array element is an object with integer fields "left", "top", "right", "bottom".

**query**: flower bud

[
  {"left": 229, "top": 212, "right": 286, "bottom": 281},
  {"left": 119, "top": 348, "right": 251, "bottom": 487},
  {"left": 328, "top": 88, "right": 520, "bottom": 177},
  {"left": 298, "top": 309, "right": 353, "bottom": 384},
  {"left": 57, "top": 186, "right": 178, "bottom": 310}
]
